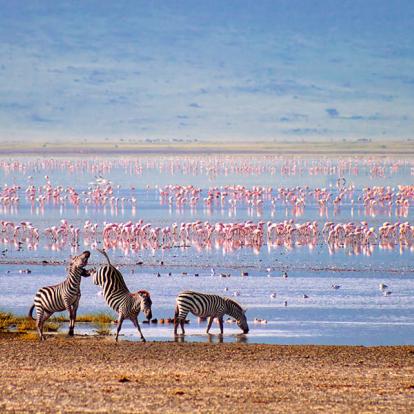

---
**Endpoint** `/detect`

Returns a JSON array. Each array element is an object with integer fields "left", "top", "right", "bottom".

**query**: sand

[{"left": 0, "top": 333, "right": 413, "bottom": 413}]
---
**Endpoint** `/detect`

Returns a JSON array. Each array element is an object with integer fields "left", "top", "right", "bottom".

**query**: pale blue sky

[{"left": 0, "top": 0, "right": 413, "bottom": 142}]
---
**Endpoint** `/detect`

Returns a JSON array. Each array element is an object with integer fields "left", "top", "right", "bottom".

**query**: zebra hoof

[
  {"left": 141, "top": 337, "right": 146, "bottom": 343},
  {"left": 68, "top": 330, "right": 74, "bottom": 337}
]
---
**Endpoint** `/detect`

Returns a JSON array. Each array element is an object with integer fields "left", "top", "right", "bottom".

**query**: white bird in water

[
  {"left": 254, "top": 318, "right": 268, "bottom": 324},
  {"left": 331, "top": 284, "right": 341, "bottom": 290},
  {"left": 303, "top": 294, "right": 309, "bottom": 299},
  {"left": 379, "top": 283, "right": 388, "bottom": 291},
  {"left": 233, "top": 291, "right": 240, "bottom": 297},
  {"left": 224, "top": 287, "right": 229, "bottom": 292},
  {"left": 210, "top": 268, "right": 215, "bottom": 276},
  {"left": 282, "top": 272, "right": 288, "bottom": 279},
  {"left": 270, "top": 292, "right": 277, "bottom": 299},
  {"left": 383, "top": 291, "right": 392, "bottom": 296}
]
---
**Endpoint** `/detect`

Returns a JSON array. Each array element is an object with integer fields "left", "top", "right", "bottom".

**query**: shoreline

[
  {"left": 0, "top": 333, "right": 413, "bottom": 413},
  {"left": 2, "top": 258, "right": 414, "bottom": 274},
  {"left": 1, "top": 140, "right": 414, "bottom": 156}
]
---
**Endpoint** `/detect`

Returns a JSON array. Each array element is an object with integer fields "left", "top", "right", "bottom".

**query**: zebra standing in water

[
  {"left": 29, "top": 251, "right": 92, "bottom": 341},
  {"left": 174, "top": 291, "right": 249, "bottom": 335},
  {"left": 92, "top": 249, "right": 152, "bottom": 342}
]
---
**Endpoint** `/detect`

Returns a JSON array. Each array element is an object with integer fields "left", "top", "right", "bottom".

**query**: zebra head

[
  {"left": 70, "top": 251, "right": 91, "bottom": 273},
  {"left": 226, "top": 298, "right": 249, "bottom": 334},
  {"left": 237, "top": 310, "right": 249, "bottom": 334},
  {"left": 137, "top": 290, "right": 152, "bottom": 320}
]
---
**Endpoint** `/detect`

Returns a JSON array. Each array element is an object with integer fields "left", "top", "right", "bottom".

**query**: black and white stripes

[
  {"left": 27, "top": 251, "right": 250, "bottom": 341},
  {"left": 93, "top": 249, "right": 152, "bottom": 342},
  {"left": 29, "top": 251, "right": 91, "bottom": 340},
  {"left": 174, "top": 291, "right": 249, "bottom": 335}
]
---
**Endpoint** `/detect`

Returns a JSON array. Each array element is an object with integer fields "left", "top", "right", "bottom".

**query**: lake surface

[{"left": 0, "top": 155, "right": 413, "bottom": 345}]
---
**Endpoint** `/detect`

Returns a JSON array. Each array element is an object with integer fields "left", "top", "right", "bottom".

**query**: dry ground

[{"left": 0, "top": 333, "right": 413, "bottom": 413}]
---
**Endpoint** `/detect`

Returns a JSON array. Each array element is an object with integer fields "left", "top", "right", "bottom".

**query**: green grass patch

[
  {"left": 1, "top": 310, "right": 114, "bottom": 334},
  {"left": 0, "top": 310, "right": 60, "bottom": 333},
  {"left": 77, "top": 312, "right": 115, "bottom": 324},
  {"left": 16, "top": 319, "right": 36, "bottom": 332},
  {"left": 0, "top": 310, "right": 26, "bottom": 331}
]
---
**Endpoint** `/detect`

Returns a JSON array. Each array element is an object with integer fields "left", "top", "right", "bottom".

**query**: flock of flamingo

[
  {"left": 0, "top": 217, "right": 413, "bottom": 256},
  {"left": 0, "top": 157, "right": 412, "bottom": 179},
  {"left": 0, "top": 157, "right": 414, "bottom": 256}
]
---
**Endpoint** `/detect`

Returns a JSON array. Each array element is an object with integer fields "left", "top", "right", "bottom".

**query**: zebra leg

[
  {"left": 173, "top": 318, "right": 179, "bottom": 335},
  {"left": 67, "top": 307, "right": 75, "bottom": 336},
  {"left": 173, "top": 305, "right": 181, "bottom": 335},
  {"left": 206, "top": 316, "right": 214, "bottom": 334},
  {"left": 132, "top": 316, "right": 146, "bottom": 343},
  {"left": 35, "top": 308, "right": 44, "bottom": 341},
  {"left": 37, "top": 310, "right": 51, "bottom": 341},
  {"left": 68, "top": 298, "right": 80, "bottom": 337},
  {"left": 115, "top": 315, "right": 124, "bottom": 342},
  {"left": 174, "top": 305, "right": 187, "bottom": 335},
  {"left": 218, "top": 317, "right": 224, "bottom": 335}
]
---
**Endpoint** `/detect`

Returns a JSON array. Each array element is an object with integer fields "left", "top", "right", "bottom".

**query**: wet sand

[{"left": 0, "top": 333, "right": 413, "bottom": 413}]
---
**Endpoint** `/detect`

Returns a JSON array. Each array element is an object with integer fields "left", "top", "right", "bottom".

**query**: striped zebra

[
  {"left": 174, "top": 291, "right": 249, "bottom": 335},
  {"left": 29, "top": 251, "right": 92, "bottom": 341},
  {"left": 93, "top": 249, "right": 152, "bottom": 342}
]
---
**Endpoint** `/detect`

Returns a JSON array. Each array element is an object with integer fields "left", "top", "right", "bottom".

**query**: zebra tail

[
  {"left": 28, "top": 304, "right": 36, "bottom": 320},
  {"left": 96, "top": 248, "right": 112, "bottom": 266}
]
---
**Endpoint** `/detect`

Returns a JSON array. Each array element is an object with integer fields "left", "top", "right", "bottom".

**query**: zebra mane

[{"left": 225, "top": 297, "right": 243, "bottom": 312}]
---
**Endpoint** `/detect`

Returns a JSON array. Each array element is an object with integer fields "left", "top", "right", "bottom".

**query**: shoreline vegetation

[
  {"left": 0, "top": 334, "right": 413, "bottom": 413},
  {"left": 0, "top": 310, "right": 114, "bottom": 336},
  {"left": 1, "top": 139, "right": 414, "bottom": 156}
]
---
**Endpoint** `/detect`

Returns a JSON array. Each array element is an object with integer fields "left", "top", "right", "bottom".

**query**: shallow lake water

[{"left": 0, "top": 156, "right": 413, "bottom": 345}]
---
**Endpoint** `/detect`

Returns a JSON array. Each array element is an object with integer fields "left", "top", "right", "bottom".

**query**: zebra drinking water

[
  {"left": 93, "top": 249, "right": 152, "bottom": 342},
  {"left": 174, "top": 291, "right": 249, "bottom": 335},
  {"left": 29, "top": 251, "right": 92, "bottom": 341}
]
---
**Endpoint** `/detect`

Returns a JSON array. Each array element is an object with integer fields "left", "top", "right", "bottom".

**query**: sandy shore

[{"left": 0, "top": 334, "right": 413, "bottom": 413}]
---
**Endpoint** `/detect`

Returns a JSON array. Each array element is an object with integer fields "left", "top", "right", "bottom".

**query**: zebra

[
  {"left": 92, "top": 249, "right": 152, "bottom": 342},
  {"left": 174, "top": 291, "right": 249, "bottom": 335},
  {"left": 29, "top": 250, "right": 92, "bottom": 341}
]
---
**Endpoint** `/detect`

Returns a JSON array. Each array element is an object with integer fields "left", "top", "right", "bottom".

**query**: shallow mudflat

[{"left": 0, "top": 334, "right": 413, "bottom": 413}]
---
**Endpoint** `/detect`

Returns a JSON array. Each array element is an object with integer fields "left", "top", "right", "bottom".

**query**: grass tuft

[
  {"left": 77, "top": 312, "right": 114, "bottom": 324},
  {"left": 17, "top": 319, "right": 36, "bottom": 332},
  {"left": 94, "top": 322, "right": 112, "bottom": 336},
  {"left": 1, "top": 310, "right": 61, "bottom": 333},
  {"left": 20, "top": 332, "right": 38, "bottom": 341},
  {"left": 1, "top": 310, "right": 114, "bottom": 334},
  {"left": 44, "top": 322, "right": 60, "bottom": 332}
]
